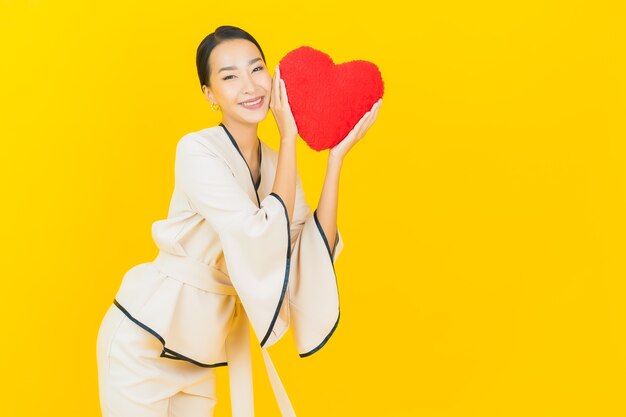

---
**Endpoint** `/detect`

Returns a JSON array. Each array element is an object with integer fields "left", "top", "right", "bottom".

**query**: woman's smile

[{"left": 239, "top": 96, "right": 265, "bottom": 109}]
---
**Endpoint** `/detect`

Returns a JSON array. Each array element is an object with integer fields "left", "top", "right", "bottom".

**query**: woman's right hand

[{"left": 269, "top": 64, "right": 298, "bottom": 143}]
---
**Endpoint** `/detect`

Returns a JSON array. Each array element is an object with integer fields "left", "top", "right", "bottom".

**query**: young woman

[{"left": 96, "top": 25, "right": 381, "bottom": 417}]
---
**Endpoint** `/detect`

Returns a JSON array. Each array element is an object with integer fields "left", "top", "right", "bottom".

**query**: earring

[{"left": 211, "top": 102, "right": 220, "bottom": 112}]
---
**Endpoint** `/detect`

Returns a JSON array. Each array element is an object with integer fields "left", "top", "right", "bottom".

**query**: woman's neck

[{"left": 221, "top": 118, "right": 259, "bottom": 161}]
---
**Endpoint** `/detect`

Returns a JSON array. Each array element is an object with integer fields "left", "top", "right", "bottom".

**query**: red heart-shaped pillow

[{"left": 278, "top": 46, "right": 384, "bottom": 151}]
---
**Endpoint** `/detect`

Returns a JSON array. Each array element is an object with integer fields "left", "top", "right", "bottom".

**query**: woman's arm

[
  {"left": 315, "top": 155, "right": 342, "bottom": 251},
  {"left": 316, "top": 98, "right": 383, "bottom": 249},
  {"left": 270, "top": 64, "right": 299, "bottom": 223},
  {"left": 272, "top": 138, "right": 297, "bottom": 223}
]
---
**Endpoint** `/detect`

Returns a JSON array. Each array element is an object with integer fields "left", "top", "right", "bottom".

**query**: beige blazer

[{"left": 112, "top": 123, "right": 344, "bottom": 416}]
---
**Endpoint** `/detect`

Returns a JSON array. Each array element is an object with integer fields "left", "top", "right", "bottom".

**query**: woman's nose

[{"left": 242, "top": 74, "right": 256, "bottom": 92}]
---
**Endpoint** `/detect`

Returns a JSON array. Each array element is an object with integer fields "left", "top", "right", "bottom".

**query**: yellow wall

[{"left": 1, "top": 0, "right": 625, "bottom": 415}]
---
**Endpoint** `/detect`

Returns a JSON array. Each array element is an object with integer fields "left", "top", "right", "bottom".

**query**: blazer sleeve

[
  {"left": 175, "top": 134, "right": 291, "bottom": 348},
  {"left": 288, "top": 170, "right": 345, "bottom": 357}
]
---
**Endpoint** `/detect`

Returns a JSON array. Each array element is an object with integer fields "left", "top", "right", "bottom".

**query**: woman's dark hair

[{"left": 196, "top": 25, "right": 267, "bottom": 91}]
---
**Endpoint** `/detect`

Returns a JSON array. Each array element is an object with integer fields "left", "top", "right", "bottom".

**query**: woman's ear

[{"left": 202, "top": 85, "right": 214, "bottom": 103}]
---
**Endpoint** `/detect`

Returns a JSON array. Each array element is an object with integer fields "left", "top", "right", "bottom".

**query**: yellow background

[{"left": 1, "top": 0, "right": 625, "bottom": 416}]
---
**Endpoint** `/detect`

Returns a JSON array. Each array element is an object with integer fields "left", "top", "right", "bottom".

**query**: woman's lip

[
  {"left": 239, "top": 96, "right": 263, "bottom": 104},
  {"left": 239, "top": 96, "right": 264, "bottom": 109}
]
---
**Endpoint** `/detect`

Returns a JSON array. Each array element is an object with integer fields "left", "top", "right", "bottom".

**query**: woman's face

[{"left": 203, "top": 38, "right": 271, "bottom": 125}]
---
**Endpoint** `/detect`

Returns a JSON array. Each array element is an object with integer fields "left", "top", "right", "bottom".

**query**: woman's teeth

[{"left": 241, "top": 97, "right": 262, "bottom": 107}]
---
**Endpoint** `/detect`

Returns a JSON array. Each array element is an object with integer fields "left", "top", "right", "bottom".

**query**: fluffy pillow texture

[{"left": 278, "top": 46, "right": 385, "bottom": 151}]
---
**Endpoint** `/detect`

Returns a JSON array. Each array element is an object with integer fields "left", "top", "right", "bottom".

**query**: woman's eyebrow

[{"left": 218, "top": 57, "right": 263, "bottom": 73}]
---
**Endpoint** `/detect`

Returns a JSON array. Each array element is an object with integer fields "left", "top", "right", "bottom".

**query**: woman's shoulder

[
  {"left": 176, "top": 125, "right": 229, "bottom": 156},
  {"left": 191, "top": 125, "right": 224, "bottom": 140},
  {"left": 180, "top": 125, "right": 223, "bottom": 144},
  {"left": 177, "top": 125, "right": 279, "bottom": 164}
]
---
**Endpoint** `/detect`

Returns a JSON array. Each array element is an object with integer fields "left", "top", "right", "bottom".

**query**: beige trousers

[{"left": 96, "top": 304, "right": 219, "bottom": 417}]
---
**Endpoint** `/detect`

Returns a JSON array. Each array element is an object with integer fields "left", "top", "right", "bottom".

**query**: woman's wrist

[
  {"left": 328, "top": 151, "right": 344, "bottom": 167},
  {"left": 279, "top": 135, "right": 297, "bottom": 147}
]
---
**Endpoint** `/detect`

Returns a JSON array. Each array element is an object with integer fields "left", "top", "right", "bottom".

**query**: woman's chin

[{"left": 236, "top": 108, "right": 270, "bottom": 124}]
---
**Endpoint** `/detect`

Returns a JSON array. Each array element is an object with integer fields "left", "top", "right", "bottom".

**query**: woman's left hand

[{"left": 329, "top": 98, "right": 382, "bottom": 161}]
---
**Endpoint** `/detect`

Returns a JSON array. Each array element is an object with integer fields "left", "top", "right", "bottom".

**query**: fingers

[
  {"left": 355, "top": 99, "right": 382, "bottom": 138},
  {"left": 277, "top": 65, "right": 290, "bottom": 107},
  {"left": 271, "top": 64, "right": 281, "bottom": 109},
  {"left": 350, "top": 110, "right": 370, "bottom": 137},
  {"left": 272, "top": 64, "right": 290, "bottom": 110},
  {"left": 280, "top": 78, "right": 289, "bottom": 107},
  {"left": 363, "top": 99, "right": 382, "bottom": 131},
  {"left": 332, "top": 99, "right": 382, "bottom": 158}
]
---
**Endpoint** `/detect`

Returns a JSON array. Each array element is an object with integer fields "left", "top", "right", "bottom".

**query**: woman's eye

[{"left": 222, "top": 66, "right": 263, "bottom": 81}]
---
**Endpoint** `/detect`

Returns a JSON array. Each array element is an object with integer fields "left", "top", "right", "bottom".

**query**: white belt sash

[{"left": 153, "top": 251, "right": 296, "bottom": 417}]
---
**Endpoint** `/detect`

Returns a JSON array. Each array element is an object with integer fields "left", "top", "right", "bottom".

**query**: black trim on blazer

[
  {"left": 299, "top": 312, "right": 340, "bottom": 358},
  {"left": 313, "top": 209, "right": 340, "bottom": 263},
  {"left": 112, "top": 299, "right": 228, "bottom": 368},
  {"left": 299, "top": 209, "right": 342, "bottom": 358},
  {"left": 260, "top": 192, "right": 292, "bottom": 348},
  {"left": 217, "top": 123, "right": 290, "bottom": 349},
  {"left": 219, "top": 122, "right": 262, "bottom": 206}
]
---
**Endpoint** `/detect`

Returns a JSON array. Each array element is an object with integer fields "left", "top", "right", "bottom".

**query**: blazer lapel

[{"left": 217, "top": 123, "right": 261, "bottom": 207}]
